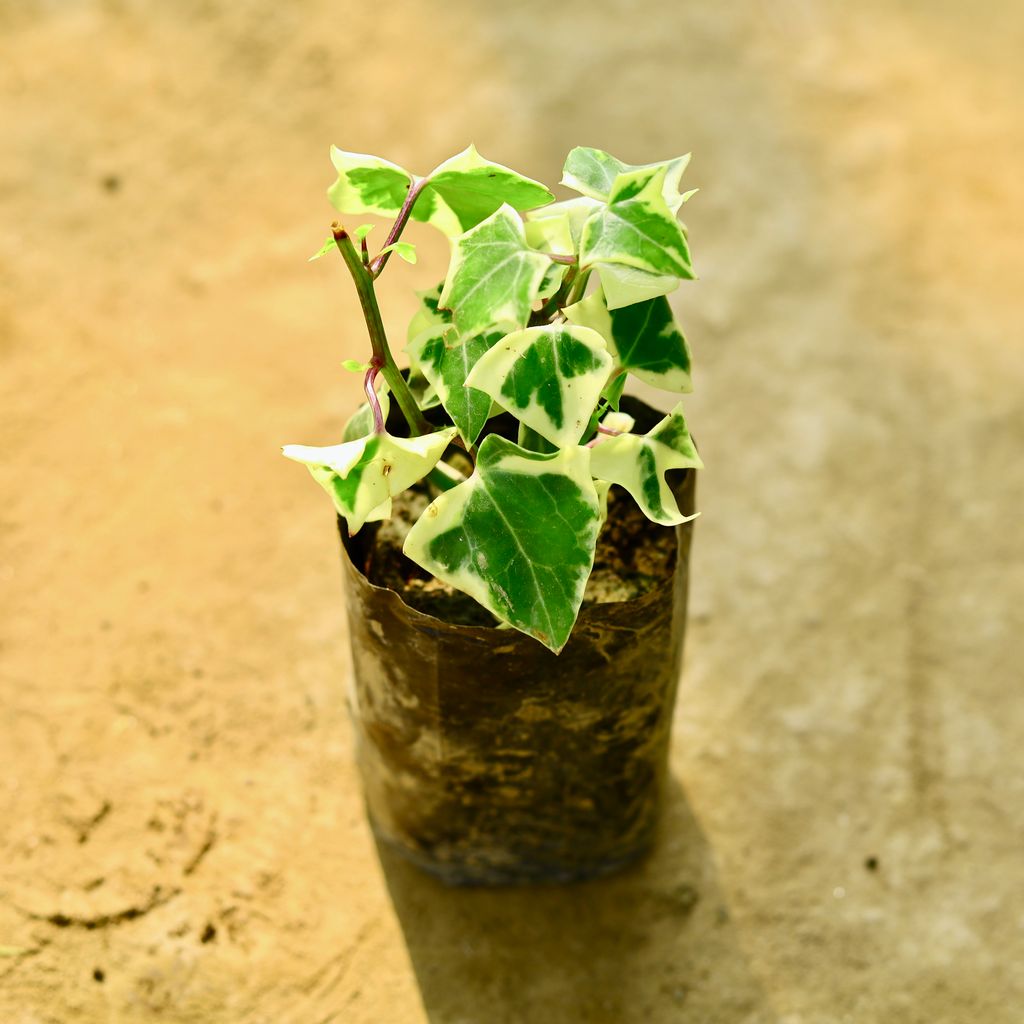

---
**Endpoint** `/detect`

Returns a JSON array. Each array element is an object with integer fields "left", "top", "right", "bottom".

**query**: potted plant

[{"left": 284, "top": 144, "right": 703, "bottom": 885}]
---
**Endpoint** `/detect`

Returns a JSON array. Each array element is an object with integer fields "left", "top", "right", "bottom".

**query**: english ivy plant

[{"left": 284, "top": 145, "right": 703, "bottom": 653}]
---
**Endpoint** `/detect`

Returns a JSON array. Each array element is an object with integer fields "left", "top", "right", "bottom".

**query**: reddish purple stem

[
  {"left": 369, "top": 177, "right": 430, "bottom": 278},
  {"left": 364, "top": 361, "right": 385, "bottom": 434},
  {"left": 586, "top": 424, "right": 622, "bottom": 448}
]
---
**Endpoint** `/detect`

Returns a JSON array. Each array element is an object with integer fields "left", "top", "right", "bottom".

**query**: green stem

[
  {"left": 565, "top": 266, "right": 592, "bottom": 306},
  {"left": 332, "top": 224, "right": 432, "bottom": 436},
  {"left": 427, "top": 462, "right": 464, "bottom": 493}
]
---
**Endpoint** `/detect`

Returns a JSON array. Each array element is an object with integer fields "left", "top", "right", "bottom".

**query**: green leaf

[
  {"left": 602, "top": 367, "right": 628, "bottom": 410},
  {"left": 589, "top": 402, "right": 702, "bottom": 526},
  {"left": 327, "top": 147, "right": 414, "bottom": 218},
  {"left": 580, "top": 166, "right": 694, "bottom": 279},
  {"left": 342, "top": 359, "right": 371, "bottom": 373},
  {"left": 342, "top": 388, "right": 391, "bottom": 441},
  {"left": 565, "top": 287, "right": 693, "bottom": 393},
  {"left": 423, "top": 145, "right": 554, "bottom": 234},
  {"left": 562, "top": 146, "right": 692, "bottom": 213},
  {"left": 598, "top": 263, "right": 679, "bottom": 309},
  {"left": 438, "top": 204, "right": 550, "bottom": 335},
  {"left": 407, "top": 327, "right": 502, "bottom": 446},
  {"left": 378, "top": 241, "right": 417, "bottom": 264},
  {"left": 353, "top": 223, "right": 376, "bottom": 241},
  {"left": 403, "top": 436, "right": 602, "bottom": 652},
  {"left": 309, "top": 237, "right": 337, "bottom": 262},
  {"left": 283, "top": 426, "right": 457, "bottom": 534},
  {"left": 465, "top": 324, "right": 612, "bottom": 448}
]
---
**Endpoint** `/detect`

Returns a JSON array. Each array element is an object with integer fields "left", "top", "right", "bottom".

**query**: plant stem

[
  {"left": 364, "top": 364, "right": 385, "bottom": 434},
  {"left": 369, "top": 177, "right": 430, "bottom": 278},
  {"left": 565, "top": 266, "right": 592, "bottom": 306},
  {"left": 332, "top": 224, "right": 432, "bottom": 436},
  {"left": 427, "top": 462, "right": 465, "bottom": 493}
]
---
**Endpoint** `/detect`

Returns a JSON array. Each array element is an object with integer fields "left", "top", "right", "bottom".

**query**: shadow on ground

[{"left": 377, "top": 777, "right": 775, "bottom": 1024}]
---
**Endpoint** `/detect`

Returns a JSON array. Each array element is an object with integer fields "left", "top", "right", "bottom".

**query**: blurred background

[{"left": 1, "top": 1, "right": 1021, "bottom": 1021}]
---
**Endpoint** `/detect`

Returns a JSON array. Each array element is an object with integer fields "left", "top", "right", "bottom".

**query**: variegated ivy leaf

[
  {"left": 327, "top": 146, "right": 555, "bottom": 241},
  {"left": 599, "top": 263, "right": 679, "bottom": 310},
  {"left": 525, "top": 213, "right": 574, "bottom": 257},
  {"left": 406, "top": 362, "right": 441, "bottom": 411},
  {"left": 601, "top": 409, "right": 635, "bottom": 434},
  {"left": 562, "top": 146, "right": 692, "bottom": 213},
  {"left": 403, "top": 436, "right": 602, "bottom": 652},
  {"left": 527, "top": 200, "right": 603, "bottom": 274},
  {"left": 327, "top": 148, "right": 413, "bottom": 218},
  {"left": 565, "top": 286, "right": 693, "bottom": 393},
  {"left": 537, "top": 262, "right": 568, "bottom": 302},
  {"left": 406, "top": 283, "right": 452, "bottom": 345},
  {"left": 580, "top": 166, "right": 694, "bottom": 280},
  {"left": 407, "top": 327, "right": 502, "bottom": 446},
  {"left": 589, "top": 403, "right": 702, "bottom": 527},
  {"left": 438, "top": 204, "right": 550, "bottom": 335},
  {"left": 424, "top": 145, "right": 554, "bottom": 234},
  {"left": 522, "top": 214, "right": 573, "bottom": 301},
  {"left": 326, "top": 147, "right": 461, "bottom": 237},
  {"left": 465, "top": 324, "right": 613, "bottom": 448},
  {"left": 283, "top": 426, "right": 457, "bottom": 534},
  {"left": 342, "top": 388, "right": 391, "bottom": 441}
]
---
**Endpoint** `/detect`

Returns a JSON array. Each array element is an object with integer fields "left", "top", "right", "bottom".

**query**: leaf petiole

[{"left": 369, "top": 177, "right": 431, "bottom": 278}]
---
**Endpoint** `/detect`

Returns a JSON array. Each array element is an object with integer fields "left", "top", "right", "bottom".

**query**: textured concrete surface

[{"left": 1, "top": 1, "right": 1021, "bottom": 1021}]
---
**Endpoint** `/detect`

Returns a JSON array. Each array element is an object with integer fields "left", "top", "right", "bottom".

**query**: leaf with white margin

[
  {"left": 562, "top": 146, "right": 692, "bottom": 213},
  {"left": 424, "top": 145, "right": 554, "bottom": 234},
  {"left": 327, "top": 147, "right": 555, "bottom": 241},
  {"left": 406, "top": 283, "right": 452, "bottom": 344},
  {"left": 565, "top": 286, "right": 693, "bottom": 393},
  {"left": 405, "top": 362, "right": 441, "bottom": 410},
  {"left": 342, "top": 388, "right": 391, "bottom": 441},
  {"left": 526, "top": 196, "right": 601, "bottom": 253},
  {"left": 601, "top": 409, "right": 635, "bottom": 434},
  {"left": 403, "top": 436, "right": 602, "bottom": 652},
  {"left": 326, "top": 147, "right": 461, "bottom": 237},
  {"left": 466, "top": 324, "right": 613, "bottom": 448},
  {"left": 536, "top": 261, "right": 568, "bottom": 301},
  {"left": 407, "top": 327, "right": 502, "bottom": 446},
  {"left": 283, "top": 426, "right": 456, "bottom": 534},
  {"left": 589, "top": 403, "right": 703, "bottom": 526},
  {"left": 580, "top": 167, "right": 694, "bottom": 279},
  {"left": 438, "top": 204, "right": 550, "bottom": 335},
  {"left": 327, "top": 148, "right": 415, "bottom": 219},
  {"left": 598, "top": 263, "right": 679, "bottom": 310}
]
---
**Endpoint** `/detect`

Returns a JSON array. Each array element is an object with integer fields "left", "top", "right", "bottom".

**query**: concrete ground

[{"left": 1, "top": 1, "right": 1021, "bottom": 1021}]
